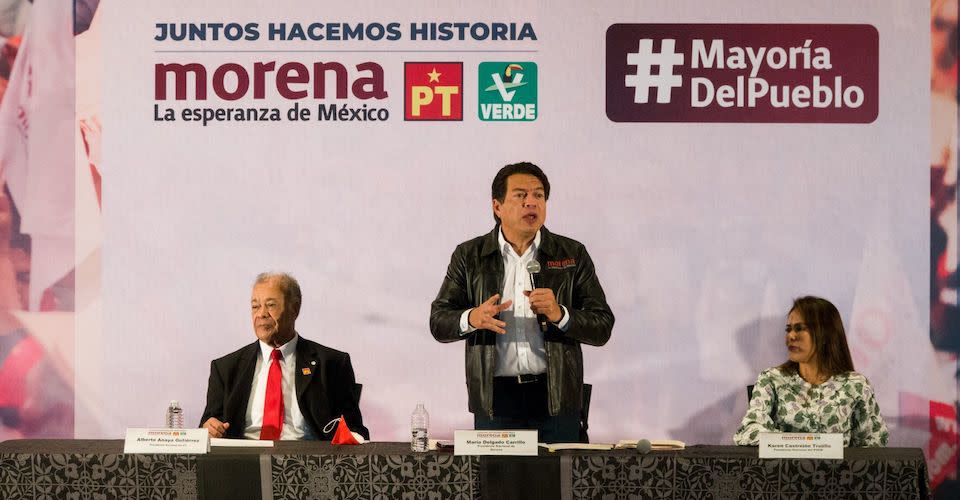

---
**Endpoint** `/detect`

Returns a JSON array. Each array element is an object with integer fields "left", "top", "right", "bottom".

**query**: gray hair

[{"left": 254, "top": 272, "right": 302, "bottom": 316}]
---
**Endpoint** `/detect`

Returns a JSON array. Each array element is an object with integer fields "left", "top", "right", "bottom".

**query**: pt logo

[
  {"left": 404, "top": 62, "right": 463, "bottom": 121},
  {"left": 478, "top": 62, "right": 538, "bottom": 121},
  {"left": 625, "top": 39, "right": 683, "bottom": 103}
]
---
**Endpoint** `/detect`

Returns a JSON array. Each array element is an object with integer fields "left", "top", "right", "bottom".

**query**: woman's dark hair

[{"left": 778, "top": 296, "right": 855, "bottom": 377}]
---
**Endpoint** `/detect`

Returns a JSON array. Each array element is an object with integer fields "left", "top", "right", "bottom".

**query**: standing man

[
  {"left": 430, "top": 162, "right": 614, "bottom": 443},
  {"left": 201, "top": 272, "right": 369, "bottom": 440}
]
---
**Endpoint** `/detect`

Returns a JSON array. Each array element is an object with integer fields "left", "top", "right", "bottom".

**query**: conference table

[{"left": 0, "top": 439, "right": 929, "bottom": 499}]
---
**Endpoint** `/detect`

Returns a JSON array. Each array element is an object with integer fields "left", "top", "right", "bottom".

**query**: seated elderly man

[{"left": 200, "top": 272, "right": 368, "bottom": 440}]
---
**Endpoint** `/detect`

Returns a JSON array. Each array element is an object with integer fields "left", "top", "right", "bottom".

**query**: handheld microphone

[
  {"left": 636, "top": 438, "right": 652, "bottom": 455},
  {"left": 525, "top": 260, "right": 548, "bottom": 333}
]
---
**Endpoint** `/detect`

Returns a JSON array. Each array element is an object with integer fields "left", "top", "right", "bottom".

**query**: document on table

[{"left": 210, "top": 438, "right": 274, "bottom": 447}]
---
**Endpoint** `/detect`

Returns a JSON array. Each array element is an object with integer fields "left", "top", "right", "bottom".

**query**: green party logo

[{"left": 478, "top": 62, "right": 537, "bottom": 121}]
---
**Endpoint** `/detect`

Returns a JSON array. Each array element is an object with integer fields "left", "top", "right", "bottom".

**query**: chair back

[
  {"left": 579, "top": 383, "right": 593, "bottom": 443},
  {"left": 353, "top": 383, "right": 363, "bottom": 405}
]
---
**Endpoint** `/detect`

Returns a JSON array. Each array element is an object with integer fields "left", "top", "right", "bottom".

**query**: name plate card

[
  {"left": 759, "top": 432, "right": 843, "bottom": 459},
  {"left": 124, "top": 428, "right": 210, "bottom": 454},
  {"left": 454, "top": 430, "right": 538, "bottom": 456}
]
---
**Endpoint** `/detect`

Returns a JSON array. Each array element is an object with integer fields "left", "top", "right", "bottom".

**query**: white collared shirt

[
  {"left": 459, "top": 229, "right": 570, "bottom": 376},
  {"left": 244, "top": 334, "right": 315, "bottom": 440}
]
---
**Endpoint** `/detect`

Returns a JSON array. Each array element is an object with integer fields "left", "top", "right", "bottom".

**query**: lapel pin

[
  {"left": 302, "top": 368, "right": 312, "bottom": 375},
  {"left": 311, "top": 360, "right": 317, "bottom": 366}
]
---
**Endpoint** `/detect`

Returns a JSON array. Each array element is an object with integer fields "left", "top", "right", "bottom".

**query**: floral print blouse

[{"left": 734, "top": 367, "right": 888, "bottom": 447}]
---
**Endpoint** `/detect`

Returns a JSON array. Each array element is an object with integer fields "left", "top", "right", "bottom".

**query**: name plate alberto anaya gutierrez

[
  {"left": 454, "top": 430, "right": 538, "bottom": 456},
  {"left": 759, "top": 432, "right": 843, "bottom": 459},
  {"left": 123, "top": 428, "right": 210, "bottom": 454}
]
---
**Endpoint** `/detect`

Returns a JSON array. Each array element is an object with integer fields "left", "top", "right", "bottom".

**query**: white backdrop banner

[{"left": 80, "top": 0, "right": 949, "bottom": 457}]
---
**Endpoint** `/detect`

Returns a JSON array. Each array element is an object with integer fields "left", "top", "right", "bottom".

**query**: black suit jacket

[{"left": 199, "top": 336, "right": 369, "bottom": 440}]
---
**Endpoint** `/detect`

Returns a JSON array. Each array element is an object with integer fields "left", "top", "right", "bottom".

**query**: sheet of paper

[{"left": 210, "top": 438, "right": 274, "bottom": 447}]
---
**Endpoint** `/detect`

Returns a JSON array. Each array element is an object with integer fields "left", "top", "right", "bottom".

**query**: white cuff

[
  {"left": 459, "top": 309, "right": 477, "bottom": 335},
  {"left": 555, "top": 305, "right": 571, "bottom": 331}
]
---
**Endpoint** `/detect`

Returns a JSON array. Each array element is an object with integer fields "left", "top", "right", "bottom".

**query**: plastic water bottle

[
  {"left": 166, "top": 400, "right": 184, "bottom": 429},
  {"left": 411, "top": 403, "right": 429, "bottom": 452}
]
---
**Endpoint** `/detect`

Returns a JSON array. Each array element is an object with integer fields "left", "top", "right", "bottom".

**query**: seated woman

[{"left": 734, "top": 296, "right": 888, "bottom": 447}]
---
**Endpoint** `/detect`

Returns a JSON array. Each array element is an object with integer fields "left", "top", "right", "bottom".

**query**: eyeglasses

[{"left": 784, "top": 323, "right": 808, "bottom": 334}]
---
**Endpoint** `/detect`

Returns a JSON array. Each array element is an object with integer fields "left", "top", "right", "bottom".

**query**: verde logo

[{"left": 478, "top": 62, "right": 538, "bottom": 121}]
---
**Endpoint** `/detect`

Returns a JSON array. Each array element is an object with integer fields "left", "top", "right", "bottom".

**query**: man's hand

[
  {"left": 468, "top": 294, "right": 513, "bottom": 334},
  {"left": 202, "top": 417, "right": 230, "bottom": 438},
  {"left": 524, "top": 288, "right": 562, "bottom": 323}
]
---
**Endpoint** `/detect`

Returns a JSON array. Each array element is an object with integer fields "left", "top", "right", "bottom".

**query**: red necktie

[{"left": 260, "top": 349, "right": 284, "bottom": 440}]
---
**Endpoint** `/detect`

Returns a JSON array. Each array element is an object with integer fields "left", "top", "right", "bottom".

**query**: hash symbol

[{"left": 625, "top": 39, "right": 684, "bottom": 104}]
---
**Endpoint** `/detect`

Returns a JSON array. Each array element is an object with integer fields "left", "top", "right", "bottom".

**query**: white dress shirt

[
  {"left": 459, "top": 229, "right": 570, "bottom": 376},
  {"left": 244, "top": 334, "right": 315, "bottom": 440}
]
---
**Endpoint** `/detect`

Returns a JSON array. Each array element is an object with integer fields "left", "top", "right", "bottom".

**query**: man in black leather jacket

[{"left": 430, "top": 162, "right": 614, "bottom": 442}]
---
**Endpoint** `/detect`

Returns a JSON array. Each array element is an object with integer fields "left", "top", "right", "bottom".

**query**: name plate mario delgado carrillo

[
  {"left": 759, "top": 432, "right": 843, "bottom": 459},
  {"left": 124, "top": 428, "right": 210, "bottom": 454},
  {"left": 454, "top": 430, "right": 538, "bottom": 456}
]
